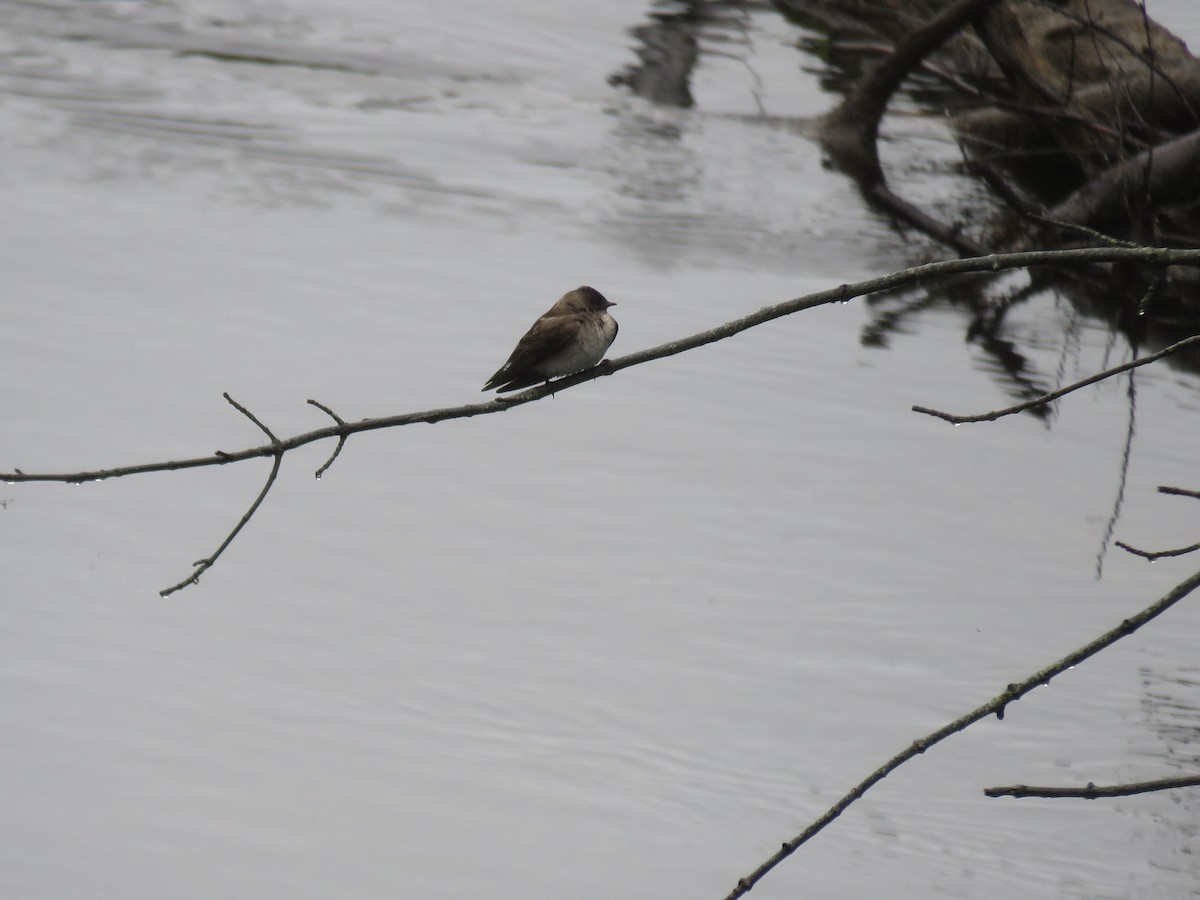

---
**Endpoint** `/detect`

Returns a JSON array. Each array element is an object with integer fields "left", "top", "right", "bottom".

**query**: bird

[{"left": 482, "top": 286, "right": 618, "bottom": 393}]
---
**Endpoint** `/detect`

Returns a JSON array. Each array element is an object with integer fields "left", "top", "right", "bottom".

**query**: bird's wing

[{"left": 485, "top": 314, "right": 582, "bottom": 384}]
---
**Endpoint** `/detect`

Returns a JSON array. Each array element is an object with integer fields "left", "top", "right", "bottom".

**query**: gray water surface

[{"left": 3, "top": 2, "right": 1200, "bottom": 898}]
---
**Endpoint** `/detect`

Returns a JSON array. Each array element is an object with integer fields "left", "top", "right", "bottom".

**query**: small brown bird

[{"left": 482, "top": 286, "right": 618, "bottom": 393}]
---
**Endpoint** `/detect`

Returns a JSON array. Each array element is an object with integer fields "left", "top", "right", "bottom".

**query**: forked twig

[
  {"left": 1116, "top": 483, "right": 1200, "bottom": 561},
  {"left": 1116, "top": 539, "right": 1200, "bottom": 561},
  {"left": 159, "top": 394, "right": 284, "bottom": 597},
  {"left": 307, "top": 398, "right": 348, "bottom": 479},
  {"left": 912, "top": 333, "right": 1200, "bottom": 424}
]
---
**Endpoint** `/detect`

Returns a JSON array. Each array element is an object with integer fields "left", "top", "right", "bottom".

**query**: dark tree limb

[
  {"left": 985, "top": 775, "right": 1200, "bottom": 799},
  {"left": 912, "top": 332, "right": 1200, "bottom": 424},
  {"left": 723, "top": 563, "right": 1200, "bottom": 899}
]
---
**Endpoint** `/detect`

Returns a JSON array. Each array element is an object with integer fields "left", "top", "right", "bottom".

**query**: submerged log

[{"left": 775, "top": 0, "right": 1200, "bottom": 326}]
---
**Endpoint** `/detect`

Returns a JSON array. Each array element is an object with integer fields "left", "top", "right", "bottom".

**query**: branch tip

[
  {"left": 224, "top": 392, "right": 279, "bottom": 445},
  {"left": 984, "top": 774, "right": 1200, "bottom": 799},
  {"left": 1116, "top": 539, "right": 1200, "bottom": 561},
  {"left": 307, "top": 398, "right": 349, "bottom": 479},
  {"left": 307, "top": 398, "right": 346, "bottom": 426},
  {"left": 913, "top": 333, "right": 1200, "bottom": 425},
  {"left": 1159, "top": 485, "right": 1200, "bottom": 499}
]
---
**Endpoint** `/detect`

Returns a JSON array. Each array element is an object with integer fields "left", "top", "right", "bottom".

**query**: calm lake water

[{"left": 3, "top": 2, "right": 1200, "bottom": 898}]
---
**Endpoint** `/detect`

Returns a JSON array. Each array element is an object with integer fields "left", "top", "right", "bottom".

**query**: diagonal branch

[
  {"left": 722, "top": 564, "right": 1200, "bottom": 899},
  {"left": 5, "top": 248, "right": 1200, "bottom": 595},
  {"left": 912, "top": 333, "right": 1200, "bottom": 424},
  {"left": 4, "top": 247, "right": 1200, "bottom": 487}
]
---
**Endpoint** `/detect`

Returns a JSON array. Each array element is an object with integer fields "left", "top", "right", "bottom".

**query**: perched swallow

[{"left": 482, "top": 286, "right": 618, "bottom": 392}]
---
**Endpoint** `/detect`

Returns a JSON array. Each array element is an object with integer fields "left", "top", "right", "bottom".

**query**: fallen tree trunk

[{"left": 1046, "top": 127, "right": 1200, "bottom": 240}]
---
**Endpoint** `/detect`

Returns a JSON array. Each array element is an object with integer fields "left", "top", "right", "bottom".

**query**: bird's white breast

[{"left": 537, "top": 312, "right": 617, "bottom": 378}]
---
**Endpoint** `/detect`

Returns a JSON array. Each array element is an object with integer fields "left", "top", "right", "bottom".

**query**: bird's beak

[{"left": 606, "top": 300, "right": 617, "bottom": 308}]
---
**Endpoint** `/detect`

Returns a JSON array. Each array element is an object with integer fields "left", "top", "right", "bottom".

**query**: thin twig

[
  {"left": 159, "top": 451, "right": 283, "bottom": 597},
  {"left": 1159, "top": 485, "right": 1200, "bottom": 500},
  {"left": 159, "top": 395, "right": 284, "bottom": 597},
  {"left": 912, "top": 333, "right": 1200, "bottom": 424},
  {"left": 222, "top": 391, "right": 278, "bottom": 443},
  {"left": 1116, "top": 481, "right": 1200, "bottom": 561},
  {"left": 1030, "top": 213, "right": 1139, "bottom": 247},
  {"left": 307, "top": 399, "right": 348, "bottom": 479},
  {"left": 722, "top": 564, "right": 1200, "bottom": 899},
  {"left": 1116, "top": 539, "right": 1200, "bottom": 561},
  {"left": 984, "top": 774, "right": 1200, "bottom": 799}
]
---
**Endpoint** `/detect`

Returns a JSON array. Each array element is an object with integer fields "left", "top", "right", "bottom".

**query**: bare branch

[
  {"left": 1115, "top": 480, "right": 1200, "bottom": 561},
  {"left": 5, "top": 247, "right": 1200, "bottom": 596},
  {"left": 912, "top": 333, "right": 1200, "bottom": 424},
  {"left": 722, "top": 564, "right": 1200, "bottom": 900},
  {"left": 222, "top": 391, "right": 278, "bottom": 443},
  {"left": 2, "top": 247, "right": 1198, "bottom": 487},
  {"left": 160, "top": 395, "right": 284, "bottom": 597},
  {"left": 1030, "top": 213, "right": 1140, "bottom": 247},
  {"left": 1160, "top": 485, "right": 1200, "bottom": 500},
  {"left": 1116, "top": 540, "right": 1200, "bottom": 561},
  {"left": 306, "top": 398, "right": 348, "bottom": 480},
  {"left": 159, "top": 452, "right": 283, "bottom": 597},
  {"left": 985, "top": 775, "right": 1200, "bottom": 799}
]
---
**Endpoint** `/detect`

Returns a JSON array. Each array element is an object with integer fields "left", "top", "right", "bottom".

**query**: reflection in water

[
  {"left": 608, "top": 0, "right": 1199, "bottom": 592},
  {"left": 1095, "top": 369, "right": 1138, "bottom": 577},
  {"left": 864, "top": 275, "right": 1058, "bottom": 422},
  {"left": 7, "top": 0, "right": 493, "bottom": 81},
  {"left": 607, "top": 112, "right": 696, "bottom": 203},
  {"left": 864, "top": 266, "right": 1165, "bottom": 574},
  {"left": 1135, "top": 666, "right": 1200, "bottom": 887},
  {"left": 607, "top": 0, "right": 701, "bottom": 108},
  {"left": 612, "top": 0, "right": 1200, "bottom": 395},
  {"left": 0, "top": 2, "right": 477, "bottom": 201},
  {"left": 601, "top": 2, "right": 854, "bottom": 272}
]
